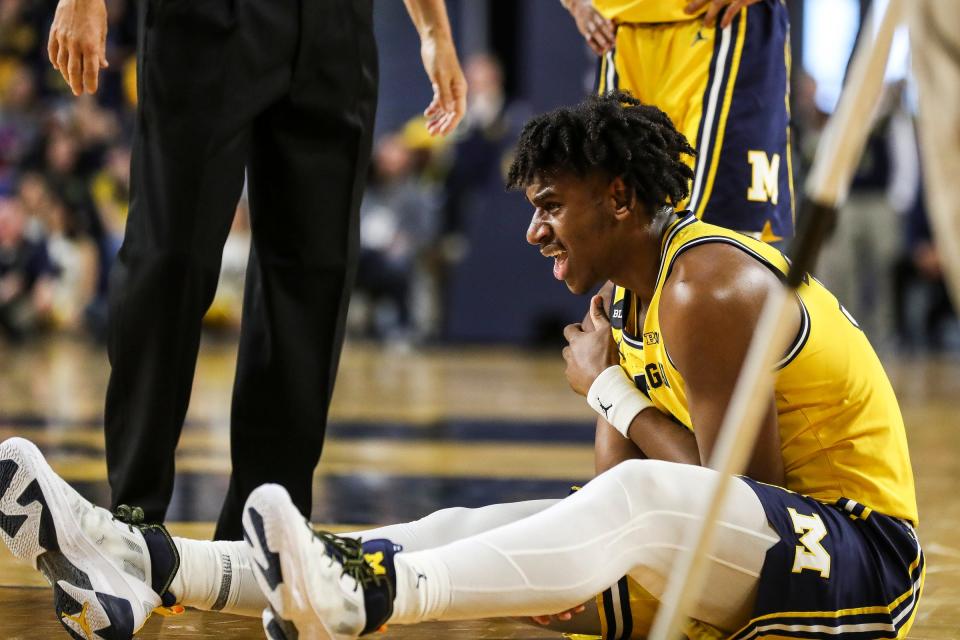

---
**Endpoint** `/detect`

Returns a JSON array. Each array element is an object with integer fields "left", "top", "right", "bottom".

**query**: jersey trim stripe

[
  {"left": 597, "top": 49, "right": 618, "bottom": 95},
  {"left": 661, "top": 232, "right": 812, "bottom": 370},
  {"left": 616, "top": 576, "right": 633, "bottom": 639},
  {"left": 596, "top": 52, "right": 608, "bottom": 94},
  {"left": 598, "top": 576, "right": 633, "bottom": 640},
  {"left": 688, "top": 18, "right": 733, "bottom": 214},
  {"left": 692, "top": 9, "right": 747, "bottom": 218},
  {"left": 608, "top": 48, "right": 618, "bottom": 92},
  {"left": 783, "top": 28, "right": 797, "bottom": 225},
  {"left": 620, "top": 331, "right": 644, "bottom": 350},
  {"left": 774, "top": 296, "right": 809, "bottom": 370},
  {"left": 665, "top": 235, "right": 783, "bottom": 282},
  {"left": 694, "top": 8, "right": 747, "bottom": 219},
  {"left": 730, "top": 546, "right": 924, "bottom": 640},
  {"left": 656, "top": 212, "right": 698, "bottom": 285},
  {"left": 838, "top": 498, "right": 873, "bottom": 521}
]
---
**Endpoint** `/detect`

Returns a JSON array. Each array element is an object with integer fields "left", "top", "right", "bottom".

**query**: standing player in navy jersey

[{"left": 562, "top": 0, "right": 794, "bottom": 243}]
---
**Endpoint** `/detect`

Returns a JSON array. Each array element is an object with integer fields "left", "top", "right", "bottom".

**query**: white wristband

[{"left": 587, "top": 365, "right": 653, "bottom": 438}]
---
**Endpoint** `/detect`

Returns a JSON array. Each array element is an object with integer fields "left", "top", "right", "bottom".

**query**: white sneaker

[
  {"left": 0, "top": 437, "right": 179, "bottom": 639},
  {"left": 243, "top": 484, "right": 400, "bottom": 640}
]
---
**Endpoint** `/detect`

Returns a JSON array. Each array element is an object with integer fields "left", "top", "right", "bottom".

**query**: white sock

[{"left": 170, "top": 538, "right": 266, "bottom": 617}]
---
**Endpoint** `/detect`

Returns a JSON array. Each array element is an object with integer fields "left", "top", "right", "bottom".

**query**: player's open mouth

[{"left": 541, "top": 244, "right": 569, "bottom": 281}]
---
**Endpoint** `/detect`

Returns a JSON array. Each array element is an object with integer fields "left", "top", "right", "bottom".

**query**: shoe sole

[
  {"left": 243, "top": 484, "right": 335, "bottom": 640},
  {"left": 0, "top": 437, "right": 137, "bottom": 639},
  {"left": 262, "top": 605, "right": 301, "bottom": 640}
]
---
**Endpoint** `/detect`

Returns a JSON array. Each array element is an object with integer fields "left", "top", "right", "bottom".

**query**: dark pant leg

[
  {"left": 213, "top": 0, "right": 378, "bottom": 540},
  {"left": 105, "top": 0, "right": 295, "bottom": 522}
]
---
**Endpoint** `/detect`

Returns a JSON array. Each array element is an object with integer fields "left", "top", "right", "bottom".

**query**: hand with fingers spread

[
  {"left": 562, "top": 294, "right": 620, "bottom": 396},
  {"left": 404, "top": 0, "right": 466, "bottom": 137},
  {"left": 530, "top": 603, "right": 588, "bottom": 626},
  {"left": 684, "top": 0, "right": 764, "bottom": 29},
  {"left": 561, "top": 0, "right": 616, "bottom": 56},
  {"left": 48, "top": 0, "right": 109, "bottom": 96}
]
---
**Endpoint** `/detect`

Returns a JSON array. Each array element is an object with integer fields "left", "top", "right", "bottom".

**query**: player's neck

[{"left": 611, "top": 210, "right": 674, "bottom": 304}]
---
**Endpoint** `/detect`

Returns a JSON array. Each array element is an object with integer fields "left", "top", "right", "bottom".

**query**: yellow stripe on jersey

[
  {"left": 594, "top": 0, "right": 706, "bottom": 24},
  {"left": 730, "top": 548, "right": 924, "bottom": 639},
  {"left": 607, "top": 14, "right": 744, "bottom": 215},
  {"left": 783, "top": 29, "right": 796, "bottom": 226},
  {"left": 693, "top": 8, "right": 746, "bottom": 219},
  {"left": 611, "top": 214, "right": 919, "bottom": 524},
  {"left": 609, "top": 19, "right": 711, "bottom": 211},
  {"left": 594, "top": 577, "right": 724, "bottom": 639}
]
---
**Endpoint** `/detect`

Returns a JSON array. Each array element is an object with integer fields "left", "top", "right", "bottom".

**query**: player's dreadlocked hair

[{"left": 507, "top": 90, "right": 696, "bottom": 213}]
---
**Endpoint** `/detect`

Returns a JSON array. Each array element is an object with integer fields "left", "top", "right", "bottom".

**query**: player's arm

[
  {"left": 595, "top": 413, "right": 644, "bottom": 473},
  {"left": 564, "top": 295, "right": 701, "bottom": 471},
  {"left": 403, "top": 0, "right": 467, "bottom": 136},
  {"left": 580, "top": 282, "right": 700, "bottom": 471},
  {"left": 579, "top": 282, "right": 649, "bottom": 472},
  {"left": 658, "top": 245, "right": 791, "bottom": 486}
]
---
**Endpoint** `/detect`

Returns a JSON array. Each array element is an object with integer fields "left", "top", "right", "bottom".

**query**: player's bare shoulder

[
  {"left": 663, "top": 242, "right": 779, "bottom": 313},
  {"left": 657, "top": 242, "right": 791, "bottom": 367}
]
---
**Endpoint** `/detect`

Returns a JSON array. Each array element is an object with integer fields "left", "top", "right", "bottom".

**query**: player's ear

[{"left": 609, "top": 176, "right": 634, "bottom": 219}]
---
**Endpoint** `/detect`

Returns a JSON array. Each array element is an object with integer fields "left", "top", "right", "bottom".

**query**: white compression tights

[
  {"left": 388, "top": 459, "right": 780, "bottom": 632},
  {"left": 171, "top": 460, "right": 777, "bottom": 630},
  {"left": 170, "top": 497, "right": 556, "bottom": 616},
  {"left": 344, "top": 499, "right": 558, "bottom": 550}
]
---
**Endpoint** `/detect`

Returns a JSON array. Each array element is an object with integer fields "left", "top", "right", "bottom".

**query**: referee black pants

[{"left": 104, "top": 0, "right": 377, "bottom": 539}]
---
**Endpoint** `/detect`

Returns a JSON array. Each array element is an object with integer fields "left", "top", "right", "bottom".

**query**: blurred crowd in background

[{"left": 0, "top": 0, "right": 955, "bottom": 351}]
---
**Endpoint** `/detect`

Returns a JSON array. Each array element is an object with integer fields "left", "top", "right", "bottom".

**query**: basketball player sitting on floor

[{"left": 0, "top": 91, "right": 922, "bottom": 640}]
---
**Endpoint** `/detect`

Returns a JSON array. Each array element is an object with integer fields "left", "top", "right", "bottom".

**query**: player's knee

[{"left": 604, "top": 458, "right": 703, "bottom": 513}]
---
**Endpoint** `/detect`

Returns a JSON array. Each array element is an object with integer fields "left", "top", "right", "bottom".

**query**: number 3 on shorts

[{"left": 787, "top": 507, "right": 831, "bottom": 578}]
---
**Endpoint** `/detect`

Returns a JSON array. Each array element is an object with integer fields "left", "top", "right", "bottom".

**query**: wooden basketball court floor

[{"left": 0, "top": 337, "right": 957, "bottom": 638}]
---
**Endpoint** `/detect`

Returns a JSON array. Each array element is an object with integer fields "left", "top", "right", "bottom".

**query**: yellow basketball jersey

[
  {"left": 593, "top": 0, "right": 706, "bottom": 24},
  {"left": 610, "top": 213, "right": 918, "bottom": 524}
]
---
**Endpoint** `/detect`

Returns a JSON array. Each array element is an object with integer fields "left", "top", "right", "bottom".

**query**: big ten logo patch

[
  {"left": 747, "top": 150, "right": 780, "bottom": 205},
  {"left": 788, "top": 508, "right": 831, "bottom": 578},
  {"left": 611, "top": 299, "right": 625, "bottom": 329}
]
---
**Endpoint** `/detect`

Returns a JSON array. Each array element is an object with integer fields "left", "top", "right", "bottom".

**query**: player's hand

[
  {"left": 684, "top": 0, "right": 762, "bottom": 29},
  {"left": 562, "top": 0, "right": 616, "bottom": 56},
  {"left": 419, "top": 35, "right": 466, "bottom": 137},
  {"left": 562, "top": 295, "right": 619, "bottom": 396},
  {"left": 48, "top": 0, "right": 109, "bottom": 96},
  {"left": 531, "top": 604, "right": 588, "bottom": 626}
]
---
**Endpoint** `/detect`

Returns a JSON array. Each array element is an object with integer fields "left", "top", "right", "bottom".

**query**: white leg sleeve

[
  {"left": 389, "top": 460, "right": 779, "bottom": 632},
  {"left": 344, "top": 500, "right": 559, "bottom": 551}
]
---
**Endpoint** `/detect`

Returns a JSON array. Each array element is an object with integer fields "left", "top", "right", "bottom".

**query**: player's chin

[{"left": 564, "top": 275, "right": 594, "bottom": 296}]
